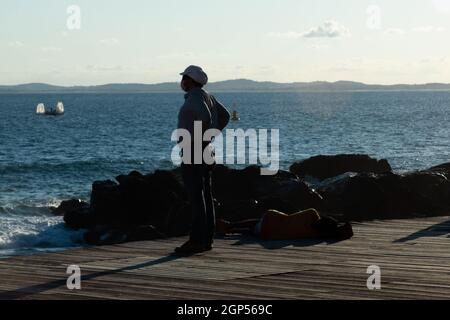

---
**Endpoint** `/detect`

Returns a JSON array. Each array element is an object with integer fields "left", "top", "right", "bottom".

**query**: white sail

[
  {"left": 55, "top": 101, "right": 64, "bottom": 114},
  {"left": 36, "top": 103, "right": 45, "bottom": 114}
]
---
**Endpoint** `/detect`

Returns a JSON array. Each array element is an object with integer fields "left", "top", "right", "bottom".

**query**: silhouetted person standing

[{"left": 175, "top": 65, "right": 230, "bottom": 255}]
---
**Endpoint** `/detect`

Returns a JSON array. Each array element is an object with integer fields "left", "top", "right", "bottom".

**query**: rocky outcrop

[
  {"left": 59, "top": 164, "right": 325, "bottom": 245},
  {"left": 64, "top": 169, "right": 190, "bottom": 236},
  {"left": 317, "top": 169, "right": 450, "bottom": 221},
  {"left": 56, "top": 154, "right": 450, "bottom": 246},
  {"left": 289, "top": 154, "right": 392, "bottom": 181},
  {"left": 51, "top": 199, "right": 89, "bottom": 216},
  {"left": 428, "top": 162, "right": 450, "bottom": 179}
]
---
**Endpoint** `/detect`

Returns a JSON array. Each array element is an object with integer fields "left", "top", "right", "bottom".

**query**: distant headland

[{"left": 1, "top": 79, "right": 450, "bottom": 94}]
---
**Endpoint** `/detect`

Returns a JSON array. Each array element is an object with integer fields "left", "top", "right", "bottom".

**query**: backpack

[{"left": 202, "top": 91, "right": 230, "bottom": 131}]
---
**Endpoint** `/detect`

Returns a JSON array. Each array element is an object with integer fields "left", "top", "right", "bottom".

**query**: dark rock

[
  {"left": 51, "top": 199, "right": 89, "bottom": 216},
  {"left": 63, "top": 207, "right": 96, "bottom": 229},
  {"left": 132, "top": 169, "right": 187, "bottom": 231},
  {"left": 90, "top": 180, "right": 123, "bottom": 224},
  {"left": 318, "top": 173, "right": 390, "bottom": 220},
  {"left": 83, "top": 227, "right": 127, "bottom": 245},
  {"left": 88, "top": 170, "right": 187, "bottom": 231},
  {"left": 398, "top": 171, "right": 450, "bottom": 213},
  {"left": 427, "top": 162, "right": 450, "bottom": 179},
  {"left": 115, "top": 170, "right": 144, "bottom": 184},
  {"left": 264, "top": 178, "right": 323, "bottom": 210},
  {"left": 212, "top": 164, "right": 323, "bottom": 212},
  {"left": 216, "top": 199, "right": 262, "bottom": 222},
  {"left": 290, "top": 154, "right": 392, "bottom": 181},
  {"left": 318, "top": 169, "right": 450, "bottom": 221},
  {"left": 211, "top": 165, "right": 261, "bottom": 202},
  {"left": 83, "top": 225, "right": 110, "bottom": 244}
]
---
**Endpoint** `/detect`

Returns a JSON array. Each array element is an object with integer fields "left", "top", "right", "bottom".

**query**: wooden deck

[{"left": 1, "top": 216, "right": 450, "bottom": 300}]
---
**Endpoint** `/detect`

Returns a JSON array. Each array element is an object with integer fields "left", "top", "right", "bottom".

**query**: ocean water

[{"left": 1, "top": 91, "right": 450, "bottom": 256}]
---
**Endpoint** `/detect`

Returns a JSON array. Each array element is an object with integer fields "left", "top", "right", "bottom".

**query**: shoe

[{"left": 174, "top": 239, "right": 211, "bottom": 256}]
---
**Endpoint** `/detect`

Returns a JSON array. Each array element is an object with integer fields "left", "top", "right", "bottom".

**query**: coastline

[
  {"left": 2, "top": 88, "right": 450, "bottom": 95},
  {"left": 54, "top": 154, "right": 450, "bottom": 247},
  {"left": 1, "top": 154, "right": 450, "bottom": 257}
]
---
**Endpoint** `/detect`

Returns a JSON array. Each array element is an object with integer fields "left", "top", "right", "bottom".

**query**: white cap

[{"left": 180, "top": 65, "right": 208, "bottom": 85}]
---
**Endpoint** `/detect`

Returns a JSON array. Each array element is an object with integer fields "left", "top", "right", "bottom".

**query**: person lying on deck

[{"left": 216, "top": 208, "right": 354, "bottom": 241}]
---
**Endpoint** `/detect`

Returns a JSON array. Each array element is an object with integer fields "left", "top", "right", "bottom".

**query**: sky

[{"left": 1, "top": 0, "right": 450, "bottom": 85}]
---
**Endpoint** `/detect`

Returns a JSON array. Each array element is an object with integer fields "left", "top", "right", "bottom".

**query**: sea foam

[{"left": 0, "top": 202, "right": 86, "bottom": 256}]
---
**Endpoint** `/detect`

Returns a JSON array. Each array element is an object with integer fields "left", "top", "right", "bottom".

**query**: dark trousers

[{"left": 181, "top": 163, "right": 215, "bottom": 245}]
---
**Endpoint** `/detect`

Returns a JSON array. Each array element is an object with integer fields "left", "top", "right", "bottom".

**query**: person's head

[
  {"left": 180, "top": 65, "right": 208, "bottom": 92},
  {"left": 180, "top": 75, "right": 203, "bottom": 92}
]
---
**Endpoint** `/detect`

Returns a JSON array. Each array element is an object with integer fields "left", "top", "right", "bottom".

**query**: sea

[{"left": 1, "top": 90, "right": 449, "bottom": 256}]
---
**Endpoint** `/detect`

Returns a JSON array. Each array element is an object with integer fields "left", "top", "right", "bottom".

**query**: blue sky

[{"left": 1, "top": 0, "right": 450, "bottom": 85}]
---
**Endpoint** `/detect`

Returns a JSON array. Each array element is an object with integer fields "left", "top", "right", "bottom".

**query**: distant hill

[{"left": 1, "top": 79, "right": 450, "bottom": 93}]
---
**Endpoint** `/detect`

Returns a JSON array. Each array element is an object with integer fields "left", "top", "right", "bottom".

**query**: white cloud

[
  {"left": 267, "top": 20, "right": 350, "bottom": 39},
  {"left": 8, "top": 41, "right": 24, "bottom": 47},
  {"left": 41, "top": 46, "right": 62, "bottom": 53},
  {"left": 302, "top": 20, "right": 351, "bottom": 38},
  {"left": 412, "top": 26, "right": 446, "bottom": 33},
  {"left": 100, "top": 38, "right": 119, "bottom": 46},
  {"left": 385, "top": 28, "right": 406, "bottom": 35}
]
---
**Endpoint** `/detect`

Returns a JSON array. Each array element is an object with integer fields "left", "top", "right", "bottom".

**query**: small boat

[
  {"left": 36, "top": 103, "right": 45, "bottom": 114},
  {"left": 231, "top": 110, "right": 240, "bottom": 121},
  {"left": 36, "top": 101, "right": 64, "bottom": 116}
]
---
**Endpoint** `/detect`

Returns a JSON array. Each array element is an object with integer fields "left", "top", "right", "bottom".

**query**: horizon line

[{"left": 2, "top": 79, "right": 450, "bottom": 87}]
